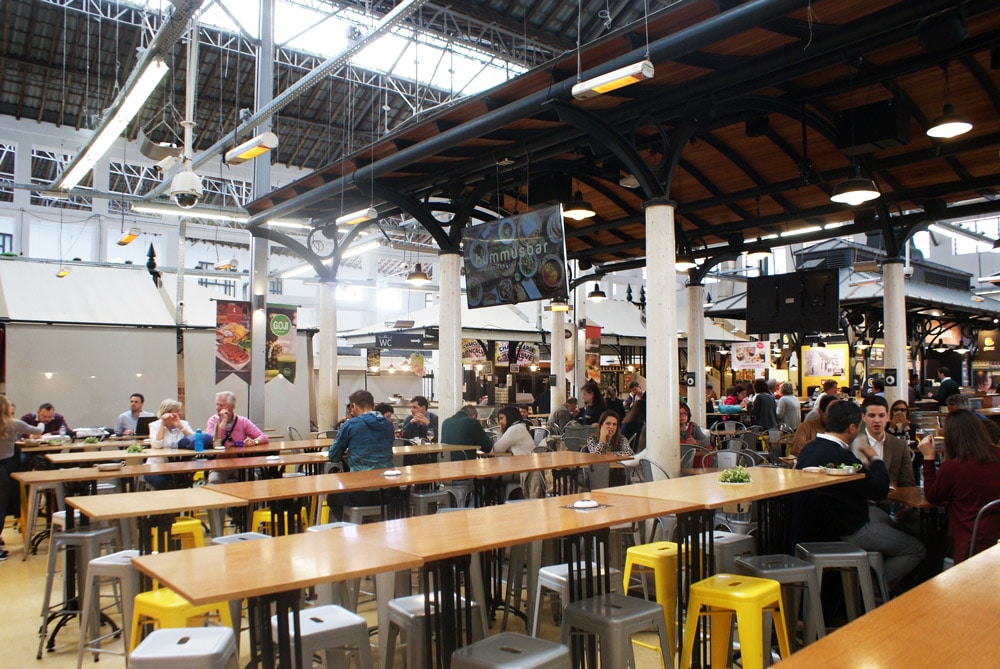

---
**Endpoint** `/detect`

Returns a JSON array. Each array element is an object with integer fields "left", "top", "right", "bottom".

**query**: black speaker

[
  {"left": 835, "top": 98, "right": 910, "bottom": 156},
  {"left": 884, "top": 368, "right": 897, "bottom": 387},
  {"left": 685, "top": 372, "right": 697, "bottom": 387}
]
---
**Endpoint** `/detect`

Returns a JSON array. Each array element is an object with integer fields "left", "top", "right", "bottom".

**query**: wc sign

[{"left": 376, "top": 333, "right": 424, "bottom": 349}]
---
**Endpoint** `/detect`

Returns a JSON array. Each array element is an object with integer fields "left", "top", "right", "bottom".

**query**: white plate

[
  {"left": 801, "top": 466, "right": 823, "bottom": 473},
  {"left": 717, "top": 480, "right": 752, "bottom": 485},
  {"left": 96, "top": 462, "right": 124, "bottom": 471},
  {"left": 213, "top": 445, "right": 226, "bottom": 450},
  {"left": 573, "top": 499, "right": 599, "bottom": 509},
  {"left": 383, "top": 469, "right": 403, "bottom": 477},
  {"left": 265, "top": 455, "right": 280, "bottom": 461}
]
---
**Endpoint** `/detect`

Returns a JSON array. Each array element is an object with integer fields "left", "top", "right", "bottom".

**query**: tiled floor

[{"left": 1, "top": 520, "right": 670, "bottom": 668}]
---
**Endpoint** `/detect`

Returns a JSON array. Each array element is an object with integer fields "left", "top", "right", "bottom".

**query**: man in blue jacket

[
  {"left": 327, "top": 389, "right": 395, "bottom": 520},
  {"left": 793, "top": 400, "right": 925, "bottom": 592}
]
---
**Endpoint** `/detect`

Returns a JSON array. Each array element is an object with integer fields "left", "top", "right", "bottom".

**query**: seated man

[
  {"left": 399, "top": 395, "right": 438, "bottom": 442},
  {"left": 546, "top": 397, "right": 578, "bottom": 432},
  {"left": 440, "top": 405, "right": 493, "bottom": 461},
  {"left": 21, "top": 403, "right": 69, "bottom": 437},
  {"left": 207, "top": 391, "right": 269, "bottom": 485},
  {"left": 115, "top": 393, "right": 155, "bottom": 436},
  {"left": 327, "top": 390, "right": 395, "bottom": 520},
  {"left": 789, "top": 393, "right": 839, "bottom": 456},
  {"left": 793, "top": 400, "right": 925, "bottom": 592}
]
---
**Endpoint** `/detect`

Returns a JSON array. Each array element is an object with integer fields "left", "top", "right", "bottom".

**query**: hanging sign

[
  {"left": 265, "top": 305, "right": 297, "bottom": 383},
  {"left": 216, "top": 299, "right": 252, "bottom": 384},
  {"left": 585, "top": 325, "right": 602, "bottom": 383}
]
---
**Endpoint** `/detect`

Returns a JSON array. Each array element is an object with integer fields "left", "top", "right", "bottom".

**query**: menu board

[{"left": 462, "top": 205, "right": 569, "bottom": 309}]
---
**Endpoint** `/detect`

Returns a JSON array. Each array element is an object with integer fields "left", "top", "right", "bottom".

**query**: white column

[
  {"left": 687, "top": 282, "right": 706, "bottom": 426},
  {"left": 645, "top": 199, "right": 680, "bottom": 476},
  {"left": 550, "top": 309, "right": 566, "bottom": 411},
  {"left": 883, "top": 259, "right": 907, "bottom": 406},
  {"left": 438, "top": 253, "right": 462, "bottom": 418},
  {"left": 317, "top": 281, "right": 339, "bottom": 430}
]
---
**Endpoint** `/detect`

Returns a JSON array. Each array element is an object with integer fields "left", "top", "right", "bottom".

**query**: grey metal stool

[
  {"left": 271, "top": 604, "right": 372, "bottom": 669},
  {"left": 560, "top": 593, "right": 672, "bottom": 669},
  {"left": 76, "top": 549, "right": 141, "bottom": 668},
  {"left": 306, "top": 522, "right": 361, "bottom": 611},
  {"left": 867, "top": 551, "right": 891, "bottom": 602},
  {"left": 38, "top": 525, "right": 119, "bottom": 658},
  {"left": 22, "top": 481, "right": 65, "bottom": 559},
  {"left": 384, "top": 594, "right": 485, "bottom": 669},
  {"left": 708, "top": 530, "right": 756, "bottom": 573},
  {"left": 411, "top": 488, "right": 452, "bottom": 516},
  {"left": 531, "top": 562, "right": 623, "bottom": 637},
  {"left": 345, "top": 505, "right": 383, "bottom": 524},
  {"left": 734, "top": 554, "right": 825, "bottom": 655},
  {"left": 128, "top": 627, "right": 238, "bottom": 669},
  {"left": 795, "top": 542, "right": 876, "bottom": 622},
  {"left": 452, "top": 632, "right": 571, "bottom": 668}
]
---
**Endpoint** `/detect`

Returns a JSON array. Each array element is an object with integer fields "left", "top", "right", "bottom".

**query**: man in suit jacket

[
  {"left": 852, "top": 395, "right": 915, "bottom": 488},
  {"left": 931, "top": 366, "right": 960, "bottom": 406}
]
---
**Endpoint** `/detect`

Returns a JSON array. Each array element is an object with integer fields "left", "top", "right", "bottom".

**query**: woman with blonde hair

[
  {"left": 0, "top": 395, "right": 42, "bottom": 558},
  {"left": 144, "top": 398, "right": 194, "bottom": 491}
]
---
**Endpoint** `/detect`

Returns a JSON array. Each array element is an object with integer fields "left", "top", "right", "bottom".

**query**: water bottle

[
  {"left": 59, "top": 424, "right": 69, "bottom": 444},
  {"left": 194, "top": 428, "right": 205, "bottom": 453}
]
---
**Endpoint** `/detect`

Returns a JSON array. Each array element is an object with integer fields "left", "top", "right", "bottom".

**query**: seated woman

[
  {"left": 918, "top": 409, "right": 1000, "bottom": 562},
  {"left": 887, "top": 400, "right": 916, "bottom": 442},
  {"left": 492, "top": 405, "right": 535, "bottom": 456},
  {"left": 144, "top": 398, "right": 195, "bottom": 491},
  {"left": 576, "top": 381, "right": 606, "bottom": 425},
  {"left": 679, "top": 403, "right": 711, "bottom": 447},
  {"left": 586, "top": 410, "right": 634, "bottom": 457}
]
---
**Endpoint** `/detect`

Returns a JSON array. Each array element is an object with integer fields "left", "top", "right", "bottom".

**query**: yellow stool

[
  {"left": 150, "top": 517, "right": 206, "bottom": 552},
  {"left": 129, "top": 587, "right": 234, "bottom": 651},
  {"left": 680, "top": 573, "right": 791, "bottom": 669},
  {"left": 251, "top": 507, "right": 309, "bottom": 536},
  {"left": 623, "top": 541, "right": 678, "bottom": 651}
]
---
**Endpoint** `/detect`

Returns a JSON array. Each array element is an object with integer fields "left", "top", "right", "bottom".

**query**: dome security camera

[{"left": 170, "top": 168, "right": 203, "bottom": 209}]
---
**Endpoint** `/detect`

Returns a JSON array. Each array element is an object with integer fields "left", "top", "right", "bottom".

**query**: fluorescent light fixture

[
  {"left": 267, "top": 220, "right": 311, "bottom": 230},
  {"left": 849, "top": 277, "right": 881, "bottom": 287},
  {"left": 132, "top": 201, "right": 250, "bottom": 222},
  {"left": 563, "top": 192, "right": 596, "bottom": 221},
  {"left": 977, "top": 275, "right": 1000, "bottom": 284},
  {"left": 405, "top": 263, "right": 431, "bottom": 286},
  {"left": 342, "top": 238, "right": 380, "bottom": 259},
  {"left": 545, "top": 300, "right": 571, "bottom": 312},
  {"left": 55, "top": 267, "right": 70, "bottom": 278},
  {"left": 745, "top": 248, "right": 771, "bottom": 262},
  {"left": 571, "top": 59, "right": 654, "bottom": 100},
  {"left": 335, "top": 207, "right": 378, "bottom": 226},
  {"left": 587, "top": 283, "right": 607, "bottom": 302},
  {"left": 224, "top": 131, "right": 279, "bottom": 165},
  {"left": 280, "top": 262, "right": 321, "bottom": 279},
  {"left": 675, "top": 253, "right": 697, "bottom": 271},
  {"left": 830, "top": 169, "right": 880, "bottom": 205},
  {"left": 780, "top": 225, "right": 822, "bottom": 238},
  {"left": 214, "top": 257, "right": 238, "bottom": 271},
  {"left": 54, "top": 57, "right": 169, "bottom": 191},
  {"left": 117, "top": 226, "right": 141, "bottom": 246},
  {"left": 926, "top": 103, "right": 972, "bottom": 139},
  {"left": 824, "top": 221, "right": 848, "bottom": 230}
]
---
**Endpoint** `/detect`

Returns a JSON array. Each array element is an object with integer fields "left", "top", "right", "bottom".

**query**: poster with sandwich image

[
  {"left": 266, "top": 305, "right": 298, "bottom": 383},
  {"left": 216, "top": 299, "right": 252, "bottom": 383}
]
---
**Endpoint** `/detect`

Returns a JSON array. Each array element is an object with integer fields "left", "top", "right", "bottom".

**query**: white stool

[
  {"left": 452, "top": 632, "right": 571, "bottom": 668},
  {"left": 271, "top": 604, "right": 372, "bottom": 668},
  {"left": 76, "top": 549, "right": 140, "bottom": 668},
  {"left": 128, "top": 627, "right": 238, "bottom": 669},
  {"left": 306, "top": 523, "right": 360, "bottom": 611},
  {"left": 530, "top": 562, "right": 623, "bottom": 637}
]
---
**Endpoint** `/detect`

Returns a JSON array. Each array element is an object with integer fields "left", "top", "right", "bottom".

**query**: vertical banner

[
  {"left": 266, "top": 305, "right": 298, "bottom": 383},
  {"left": 367, "top": 349, "right": 381, "bottom": 374},
  {"left": 494, "top": 340, "right": 510, "bottom": 368},
  {"left": 216, "top": 299, "right": 252, "bottom": 384},
  {"left": 585, "top": 325, "right": 602, "bottom": 383}
]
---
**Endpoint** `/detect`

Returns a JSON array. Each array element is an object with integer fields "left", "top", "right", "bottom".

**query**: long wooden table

[
  {"left": 776, "top": 543, "right": 1000, "bottom": 666},
  {"left": 46, "top": 448, "right": 197, "bottom": 465}
]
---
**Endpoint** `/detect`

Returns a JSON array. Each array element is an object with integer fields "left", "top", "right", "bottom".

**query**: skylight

[{"left": 139, "top": 0, "right": 523, "bottom": 96}]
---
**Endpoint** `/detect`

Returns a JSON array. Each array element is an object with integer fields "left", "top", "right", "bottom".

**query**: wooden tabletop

[
  {"left": 344, "top": 490, "right": 698, "bottom": 562},
  {"left": 210, "top": 450, "right": 623, "bottom": 503},
  {"left": 47, "top": 448, "right": 197, "bottom": 465},
  {"left": 888, "top": 485, "right": 944, "bottom": 509},
  {"left": 204, "top": 439, "right": 331, "bottom": 456},
  {"left": 601, "top": 467, "right": 864, "bottom": 509},
  {"left": 14, "top": 453, "right": 327, "bottom": 487},
  {"left": 18, "top": 440, "right": 119, "bottom": 453},
  {"left": 391, "top": 442, "right": 479, "bottom": 456},
  {"left": 776, "top": 544, "right": 1000, "bottom": 667},
  {"left": 67, "top": 487, "right": 246, "bottom": 521},
  {"left": 131, "top": 530, "right": 421, "bottom": 606}
]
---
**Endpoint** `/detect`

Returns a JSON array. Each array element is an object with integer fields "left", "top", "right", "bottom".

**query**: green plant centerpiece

[
  {"left": 718, "top": 465, "right": 752, "bottom": 484},
  {"left": 126, "top": 443, "right": 145, "bottom": 454},
  {"left": 83, "top": 436, "right": 100, "bottom": 444}
]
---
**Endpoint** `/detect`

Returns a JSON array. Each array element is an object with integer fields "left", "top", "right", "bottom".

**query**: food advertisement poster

[
  {"left": 216, "top": 299, "right": 252, "bottom": 384},
  {"left": 461, "top": 204, "right": 569, "bottom": 309},
  {"left": 515, "top": 342, "right": 539, "bottom": 367},
  {"left": 801, "top": 343, "right": 849, "bottom": 389},
  {"left": 462, "top": 338, "right": 488, "bottom": 365},
  {"left": 730, "top": 342, "right": 770, "bottom": 371},
  {"left": 265, "top": 305, "right": 297, "bottom": 383},
  {"left": 367, "top": 349, "right": 381, "bottom": 374},
  {"left": 585, "top": 325, "right": 601, "bottom": 382},
  {"left": 494, "top": 340, "right": 510, "bottom": 367}
]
